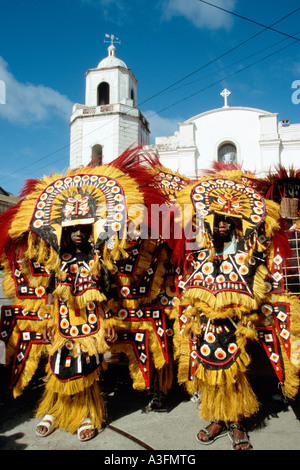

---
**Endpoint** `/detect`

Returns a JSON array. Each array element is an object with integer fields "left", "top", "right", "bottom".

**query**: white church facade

[
  {"left": 150, "top": 89, "right": 300, "bottom": 179},
  {"left": 69, "top": 43, "right": 300, "bottom": 180}
]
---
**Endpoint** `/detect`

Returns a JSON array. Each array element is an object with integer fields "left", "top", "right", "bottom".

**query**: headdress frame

[
  {"left": 190, "top": 177, "right": 267, "bottom": 242},
  {"left": 9, "top": 165, "right": 145, "bottom": 256}
]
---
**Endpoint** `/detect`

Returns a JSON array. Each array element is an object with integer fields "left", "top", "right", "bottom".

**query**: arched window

[
  {"left": 218, "top": 142, "right": 237, "bottom": 165},
  {"left": 130, "top": 88, "right": 135, "bottom": 105},
  {"left": 91, "top": 144, "right": 103, "bottom": 165},
  {"left": 97, "top": 82, "right": 109, "bottom": 106}
]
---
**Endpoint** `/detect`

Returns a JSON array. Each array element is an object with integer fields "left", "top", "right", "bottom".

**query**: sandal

[
  {"left": 36, "top": 414, "right": 55, "bottom": 437},
  {"left": 77, "top": 418, "right": 97, "bottom": 442},
  {"left": 196, "top": 420, "right": 228, "bottom": 445},
  {"left": 228, "top": 423, "right": 253, "bottom": 450}
]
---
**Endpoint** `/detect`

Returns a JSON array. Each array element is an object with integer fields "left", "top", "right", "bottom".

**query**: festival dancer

[
  {"left": 172, "top": 164, "right": 300, "bottom": 450},
  {"left": 0, "top": 147, "right": 168, "bottom": 440}
]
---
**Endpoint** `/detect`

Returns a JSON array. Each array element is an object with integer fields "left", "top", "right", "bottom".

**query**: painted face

[
  {"left": 217, "top": 220, "right": 230, "bottom": 236},
  {"left": 70, "top": 226, "right": 91, "bottom": 245}
]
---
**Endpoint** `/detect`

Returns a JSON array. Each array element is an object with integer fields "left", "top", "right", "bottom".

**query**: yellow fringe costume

[
  {"left": 0, "top": 147, "right": 170, "bottom": 434},
  {"left": 108, "top": 158, "right": 191, "bottom": 395},
  {"left": 172, "top": 166, "right": 300, "bottom": 424}
]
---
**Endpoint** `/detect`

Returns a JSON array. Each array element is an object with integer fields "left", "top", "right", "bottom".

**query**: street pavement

[{"left": 0, "top": 275, "right": 300, "bottom": 453}]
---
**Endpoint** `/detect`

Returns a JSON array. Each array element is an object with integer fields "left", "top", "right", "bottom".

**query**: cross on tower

[{"left": 220, "top": 88, "right": 231, "bottom": 107}]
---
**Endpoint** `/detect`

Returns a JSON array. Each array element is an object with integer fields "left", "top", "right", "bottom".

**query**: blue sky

[{"left": 1, "top": 0, "right": 300, "bottom": 195}]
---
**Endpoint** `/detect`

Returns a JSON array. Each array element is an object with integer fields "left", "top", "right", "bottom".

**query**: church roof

[
  {"left": 97, "top": 44, "right": 127, "bottom": 69},
  {"left": 185, "top": 106, "right": 274, "bottom": 124},
  {"left": 184, "top": 90, "right": 274, "bottom": 124}
]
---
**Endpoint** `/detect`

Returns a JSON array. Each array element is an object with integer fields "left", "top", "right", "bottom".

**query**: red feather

[
  {"left": 19, "top": 178, "right": 40, "bottom": 198},
  {"left": 201, "top": 160, "right": 244, "bottom": 176},
  {"left": 263, "top": 164, "right": 300, "bottom": 199},
  {"left": 110, "top": 144, "right": 162, "bottom": 173},
  {"left": 0, "top": 200, "right": 22, "bottom": 257},
  {"left": 109, "top": 146, "right": 170, "bottom": 238}
]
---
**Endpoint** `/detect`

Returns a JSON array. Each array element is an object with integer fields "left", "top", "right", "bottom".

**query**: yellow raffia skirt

[
  {"left": 195, "top": 349, "right": 260, "bottom": 424},
  {"left": 35, "top": 364, "right": 106, "bottom": 433}
]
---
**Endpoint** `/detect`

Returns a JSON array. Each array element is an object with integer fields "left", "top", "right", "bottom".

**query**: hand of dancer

[{"left": 105, "top": 325, "right": 117, "bottom": 343}]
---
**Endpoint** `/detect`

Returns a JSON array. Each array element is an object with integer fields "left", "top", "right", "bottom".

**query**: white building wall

[
  {"left": 70, "top": 105, "right": 149, "bottom": 168},
  {"left": 187, "top": 108, "right": 266, "bottom": 173},
  {"left": 81, "top": 115, "right": 117, "bottom": 166},
  {"left": 70, "top": 113, "right": 83, "bottom": 169},
  {"left": 279, "top": 124, "right": 300, "bottom": 169}
]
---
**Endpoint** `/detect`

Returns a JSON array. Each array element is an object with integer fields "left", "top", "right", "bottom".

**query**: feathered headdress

[
  {"left": 172, "top": 163, "right": 281, "bottom": 265},
  {"left": 2, "top": 147, "right": 171, "bottom": 272}
]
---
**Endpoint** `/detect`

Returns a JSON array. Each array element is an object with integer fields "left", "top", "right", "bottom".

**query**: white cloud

[
  {"left": 0, "top": 57, "right": 73, "bottom": 125},
  {"left": 162, "top": 0, "right": 236, "bottom": 30},
  {"left": 78, "top": 0, "right": 236, "bottom": 29},
  {"left": 145, "top": 111, "right": 181, "bottom": 143}
]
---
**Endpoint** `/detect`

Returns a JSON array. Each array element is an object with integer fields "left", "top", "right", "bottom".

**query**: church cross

[{"left": 220, "top": 88, "right": 231, "bottom": 107}]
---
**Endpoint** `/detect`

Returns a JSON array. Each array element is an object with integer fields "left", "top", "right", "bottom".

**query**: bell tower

[{"left": 70, "top": 36, "right": 150, "bottom": 168}]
